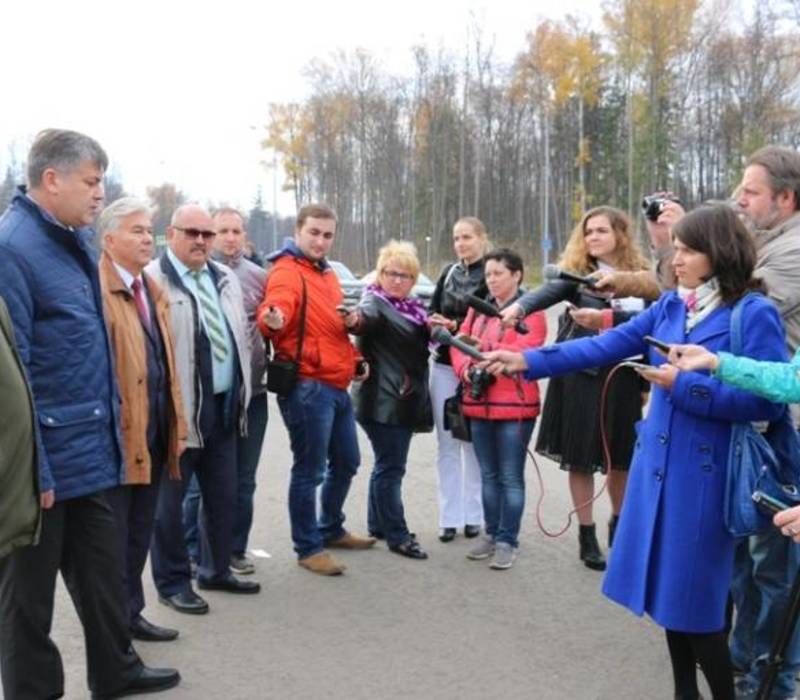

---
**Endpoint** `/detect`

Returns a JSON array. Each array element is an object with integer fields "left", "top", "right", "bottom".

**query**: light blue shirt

[{"left": 167, "top": 248, "right": 234, "bottom": 394}]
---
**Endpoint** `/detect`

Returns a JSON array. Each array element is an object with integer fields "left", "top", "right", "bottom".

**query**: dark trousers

[
  {"left": 0, "top": 493, "right": 143, "bottom": 699},
  {"left": 106, "top": 458, "right": 164, "bottom": 625},
  {"left": 184, "top": 394, "right": 268, "bottom": 559},
  {"left": 151, "top": 399, "right": 237, "bottom": 595},
  {"left": 363, "top": 421, "right": 414, "bottom": 547}
]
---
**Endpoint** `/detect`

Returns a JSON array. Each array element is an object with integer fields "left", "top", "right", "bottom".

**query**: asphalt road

[{"left": 9, "top": 306, "right": 700, "bottom": 699}]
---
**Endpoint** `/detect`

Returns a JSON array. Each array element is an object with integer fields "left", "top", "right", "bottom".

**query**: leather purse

[{"left": 443, "top": 384, "right": 471, "bottom": 442}]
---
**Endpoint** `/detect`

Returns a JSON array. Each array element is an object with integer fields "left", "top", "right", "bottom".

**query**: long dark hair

[{"left": 671, "top": 204, "right": 765, "bottom": 303}]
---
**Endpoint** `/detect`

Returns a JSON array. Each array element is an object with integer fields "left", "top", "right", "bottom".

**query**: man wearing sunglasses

[{"left": 145, "top": 204, "right": 259, "bottom": 614}]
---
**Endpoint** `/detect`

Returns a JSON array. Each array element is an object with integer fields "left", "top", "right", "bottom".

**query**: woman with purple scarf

[{"left": 348, "top": 241, "right": 433, "bottom": 559}]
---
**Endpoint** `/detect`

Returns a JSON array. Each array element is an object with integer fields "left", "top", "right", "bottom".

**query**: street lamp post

[{"left": 425, "top": 235, "right": 432, "bottom": 273}]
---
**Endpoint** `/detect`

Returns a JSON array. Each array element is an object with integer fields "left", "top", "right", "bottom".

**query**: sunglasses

[{"left": 175, "top": 226, "right": 216, "bottom": 240}]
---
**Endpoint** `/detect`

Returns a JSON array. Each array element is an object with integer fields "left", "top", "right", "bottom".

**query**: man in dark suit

[{"left": 0, "top": 130, "right": 179, "bottom": 698}]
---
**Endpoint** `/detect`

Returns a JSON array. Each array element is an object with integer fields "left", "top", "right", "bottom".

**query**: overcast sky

[{"left": 1, "top": 0, "right": 605, "bottom": 215}]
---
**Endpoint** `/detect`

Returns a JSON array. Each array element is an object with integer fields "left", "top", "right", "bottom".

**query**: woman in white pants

[{"left": 428, "top": 217, "right": 489, "bottom": 542}]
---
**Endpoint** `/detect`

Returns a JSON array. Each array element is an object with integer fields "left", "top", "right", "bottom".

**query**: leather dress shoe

[
  {"left": 92, "top": 666, "right": 180, "bottom": 698},
  {"left": 439, "top": 527, "right": 457, "bottom": 542},
  {"left": 197, "top": 574, "right": 261, "bottom": 594},
  {"left": 130, "top": 615, "right": 179, "bottom": 642},
  {"left": 158, "top": 590, "right": 209, "bottom": 615}
]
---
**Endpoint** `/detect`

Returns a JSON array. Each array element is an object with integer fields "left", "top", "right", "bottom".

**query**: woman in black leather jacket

[
  {"left": 428, "top": 217, "right": 490, "bottom": 542},
  {"left": 504, "top": 206, "right": 651, "bottom": 571},
  {"left": 349, "top": 241, "right": 433, "bottom": 559}
]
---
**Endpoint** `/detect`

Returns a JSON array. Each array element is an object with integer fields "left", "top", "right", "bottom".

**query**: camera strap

[{"left": 290, "top": 270, "right": 308, "bottom": 366}]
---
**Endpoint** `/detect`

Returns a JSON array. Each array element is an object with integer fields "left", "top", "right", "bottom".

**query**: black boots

[
  {"left": 608, "top": 514, "right": 620, "bottom": 548},
  {"left": 579, "top": 524, "right": 606, "bottom": 571}
]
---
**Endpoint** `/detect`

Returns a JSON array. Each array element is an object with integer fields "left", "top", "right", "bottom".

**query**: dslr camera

[
  {"left": 641, "top": 193, "right": 681, "bottom": 222},
  {"left": 467, "top": 366, "right": 496, "bottom": 400}
]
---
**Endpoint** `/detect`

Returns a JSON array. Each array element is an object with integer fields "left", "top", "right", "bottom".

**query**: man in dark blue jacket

[{"left": 0, "top": 130, "right": 179, "bottom": 699}]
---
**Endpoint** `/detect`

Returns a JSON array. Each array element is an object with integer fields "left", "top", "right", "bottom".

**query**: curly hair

[{"left": 559, "top": 206, "right": 651, "bottom": 275}]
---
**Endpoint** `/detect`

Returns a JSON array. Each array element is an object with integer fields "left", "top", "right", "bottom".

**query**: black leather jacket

[
  {"left": 430, "top": 259, "right": 488, "bottom": 365},
  {"left": 351, "top": 292, "right": 433, "bottom": 432}
]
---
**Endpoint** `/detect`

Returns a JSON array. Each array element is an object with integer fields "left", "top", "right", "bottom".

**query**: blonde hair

[
  {"left": 559, "top": 206, "right": 650, "bottom": 274},
  {"left": 375, "top": 240, "right": 421, "bottom": 283},
  {"left": 453, "top": 216, "right": 492, "bottom": 256}
]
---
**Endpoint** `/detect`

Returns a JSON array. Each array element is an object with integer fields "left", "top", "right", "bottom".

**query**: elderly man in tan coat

[{"left": 98, "top": 197, "right": 187, "bottom": 643}]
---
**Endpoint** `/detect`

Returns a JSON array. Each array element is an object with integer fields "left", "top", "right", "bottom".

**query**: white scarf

[{"left": 678, "top": 277, "right": 722, "bottom": 332}]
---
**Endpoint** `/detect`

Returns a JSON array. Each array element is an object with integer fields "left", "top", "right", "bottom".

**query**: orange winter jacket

[{"left": 258, "top": 248, "right": 358, "bottom": 390}]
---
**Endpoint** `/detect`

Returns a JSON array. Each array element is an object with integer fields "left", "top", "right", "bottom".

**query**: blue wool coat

[
  {"left": 523, "top": 291, "right": 787, "bottom": 632},
  {"left": 0, "top": 189, "right": 123, "bottom": 501}
]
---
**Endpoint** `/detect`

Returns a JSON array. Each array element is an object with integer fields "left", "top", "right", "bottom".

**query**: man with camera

[
  {"left": 726, "top": 146, "right": 800, "bottom": 700},
  {"left": 258, "top": 203, "right": 374, "bottom": 576}
]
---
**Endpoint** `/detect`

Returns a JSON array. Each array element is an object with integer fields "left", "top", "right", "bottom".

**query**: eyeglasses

[
  {"left": 175, "top": 226, "right": 216, "bottom": 240},
  {"left": 382, "top": 270, "right": 414, "bottom": 281}
]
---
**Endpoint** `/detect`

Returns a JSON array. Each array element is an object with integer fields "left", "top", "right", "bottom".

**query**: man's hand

[
  {"left": 646, "top": 195, "right": 685, "bottom": 249},
  {"left": 41, "top": 489, "right": 55, "bottom": 509},
  {"left": 499, "top": 303, "right": 523, "bottom": 328},
  {"left": 477, "top": 349, "right": 528, "bottom": 376},
  {"left": 261, "top": 305, "right": 285, "bottom": 331},
  {"left": 668, "top": 344, "right": 718, "bottom": 372},
  {"left": 590, "top": 270, "right": 621, "bottom": 295},
  {"left": 775, "top": 506, "right": 800, "bottom": 543},
  {"left": 569, "top": 307, "right": 604, "bottom": 331},
  {"left": 638, "top": 363, "right": 678, "bottom": 389}
]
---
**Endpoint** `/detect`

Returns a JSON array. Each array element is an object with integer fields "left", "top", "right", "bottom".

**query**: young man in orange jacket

[{"left": 258, "top": 203, "right": 374, "bottom": 575}]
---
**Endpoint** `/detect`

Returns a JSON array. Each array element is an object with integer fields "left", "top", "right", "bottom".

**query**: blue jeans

[
  {"left": 183, "top": 394, "right": 269, "bottom": 559},
  {"left": 470, "top": 418, "right": 534, "bottom": 548},
  {"left": 730, "top": 528, "right": 800, "bottom": 698},
  {"left": 362, "top": 421, "right": 413, "bottom": 547},
  {"left": 277, "top": 379, "right": 361, "bottom": 559}
]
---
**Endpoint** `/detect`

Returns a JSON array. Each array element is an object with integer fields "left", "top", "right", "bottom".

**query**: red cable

[{"left": 528, "top": 363, "right": 627, "bottom": 538}]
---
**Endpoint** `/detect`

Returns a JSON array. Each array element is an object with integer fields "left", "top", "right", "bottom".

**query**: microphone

[
  {"left": 543, "top": 264, "right": 597, "bottom": 288},
  {"left": 431, "top": 325, "right": 486, "bottom": 362},
  {"left": 462, "top": 294, "right": 529, "bottom": 335},
  {"left": 431, "top": 326, "right": 513, "bottom": 377}
]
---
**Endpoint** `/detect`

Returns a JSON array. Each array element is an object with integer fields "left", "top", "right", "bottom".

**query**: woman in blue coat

[{"left": 481, "top": 205, "right": 787, "bottom": 700}]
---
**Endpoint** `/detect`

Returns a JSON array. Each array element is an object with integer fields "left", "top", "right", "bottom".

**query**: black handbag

[
  {"left": 266, "top": 276, "right": 307, "bottom": 397},
  {"left": 443, "top": 384, "right": 471, "bottom": 442}
]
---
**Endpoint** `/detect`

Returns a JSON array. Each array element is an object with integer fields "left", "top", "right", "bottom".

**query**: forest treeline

[{"left": 262, "top": 0, "right": 800, "bottom": 272}]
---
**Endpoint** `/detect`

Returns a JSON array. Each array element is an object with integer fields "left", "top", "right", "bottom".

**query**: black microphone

[
  {"left": 543, "top": 264, "right": 597, "bottom": 288},
  {"left": 462, "top": 294, "right": 529, "bottom": 335},
  {"left": 431, "top": 326, "right": 513, "bottom": 377},
  {"left": 431, "top": 325, "right": 486, "bottom": 361}
]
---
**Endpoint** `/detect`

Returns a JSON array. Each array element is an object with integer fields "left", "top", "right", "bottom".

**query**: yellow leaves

[
  {"left": 513, "top": 18, "right": 605, "bottom": 108},
  {"left": 603, "top": 0, "right": 700, "bottom": 81},
  {"left": 264, "top": 103, "right": 311, "bottom": 192}
]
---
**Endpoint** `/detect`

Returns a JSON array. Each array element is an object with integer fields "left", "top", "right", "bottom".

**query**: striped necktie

[{"left": 190, "top": 270, "right": 228, "bottom": 362}]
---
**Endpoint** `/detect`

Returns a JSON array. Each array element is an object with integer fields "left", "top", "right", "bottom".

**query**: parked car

[
  {"left": 359, "top": 270, "right": 435, "bottom": 308},
  {"left": 329, "top": 260, "right": 366, "bottom": 305}
]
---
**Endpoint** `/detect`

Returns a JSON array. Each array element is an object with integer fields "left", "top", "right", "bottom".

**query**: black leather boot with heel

[{"left": 578, "top": 524, "right": 606, "bottom": 571}]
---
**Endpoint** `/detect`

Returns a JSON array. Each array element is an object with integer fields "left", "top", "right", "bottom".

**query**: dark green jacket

[{"left": 0, "top": 296, "right": 39, "bottom": 558}]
